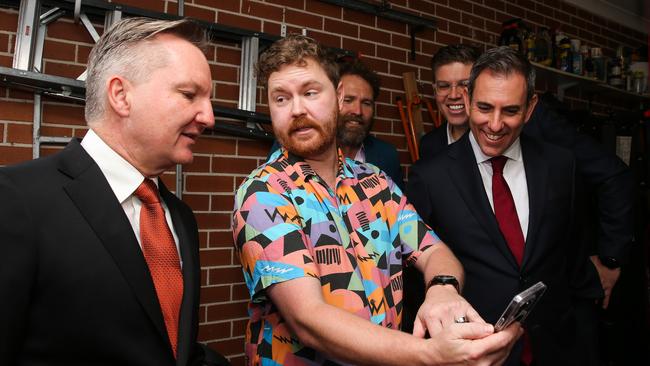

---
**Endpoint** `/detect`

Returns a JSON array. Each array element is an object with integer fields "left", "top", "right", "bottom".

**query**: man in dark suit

[
  {"left": 269, "top": 59, "right": 404, "bottom": 189},
  {"left": 408, "top": 47, "right": 602, "bottom": 365},
  {"left": 0, "top": 18, "right": 227, "bottom": 366},
  {"left": 417, "top": 44, "right": 632, "bottom": 311}
]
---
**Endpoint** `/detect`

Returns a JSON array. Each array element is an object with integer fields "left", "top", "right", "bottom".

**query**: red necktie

[
  {"left": 490, "top": 157, "right": 532, "bottom": 365},
  {"left": 490, "top": 156, "right": 525, "bottom": 265},
  {"left": 135, "top": 179, "right": 184, "bottom": 358}
]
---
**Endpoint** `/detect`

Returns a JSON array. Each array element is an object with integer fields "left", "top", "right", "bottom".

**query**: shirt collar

[
  {"left": 468, "top": 130, "right": 522, "bottom": 164},
  {"left": 275, "top": 147, "right": 354, "bottom": 182},
  {"left": 80, "top": 129, "right": 154, "bottom": 203}
]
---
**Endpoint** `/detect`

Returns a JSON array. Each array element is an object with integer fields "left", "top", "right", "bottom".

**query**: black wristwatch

[
  {"left": 426, "top": 275, "right": 460, "bottom": 294},
  {"left": 599, "top": 256, "right": 621, "bottom": 269}
]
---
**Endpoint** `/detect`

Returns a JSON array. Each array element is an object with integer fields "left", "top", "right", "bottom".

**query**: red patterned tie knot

[{"left": 135, "top": 179, "right": 160, "bottom": 204}]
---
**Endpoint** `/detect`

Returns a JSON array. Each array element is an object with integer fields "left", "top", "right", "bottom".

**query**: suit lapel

[
  {"left": 160, "top": 183, "right": 198, "bottom": 365},
  {"left": 58, "top": 140, "right": 170, "bottom": 347},
  {"left": 521, "top": 136, "right": 548, "bottom": 269},
  {"left": 448, "top": 135, "right": 521, "bottom": 271}
]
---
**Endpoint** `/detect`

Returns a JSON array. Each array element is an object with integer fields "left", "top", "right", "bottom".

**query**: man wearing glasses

[{"left": 419, "top": 44, "right": 479, "bottom": 158}]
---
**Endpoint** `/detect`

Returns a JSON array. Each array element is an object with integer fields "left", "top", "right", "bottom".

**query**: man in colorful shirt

[{"left": 232, "top": 34, "right": 521, "bottom": 366}]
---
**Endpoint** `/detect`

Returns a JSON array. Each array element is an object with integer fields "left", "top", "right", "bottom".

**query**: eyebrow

[{"left": 270, "top": 79, "right": 324, "bottom": 94}]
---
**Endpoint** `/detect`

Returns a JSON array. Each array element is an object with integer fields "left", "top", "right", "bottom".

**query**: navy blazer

[{"left": 408, "top": 133, "right": 602, "bottom": 365}]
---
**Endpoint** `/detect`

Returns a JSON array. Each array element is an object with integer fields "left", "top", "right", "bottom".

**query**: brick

[
  {"left": 242, "top": 1, "right": 283, "bottom": 22},
  {"left": 206, "top": 337, "right": 246, "bottom": 358},
  {"left": 211, "top": 63, "right": 238, "bottom": 83},
  {"left": 159, "top": 174, "right": 177, "bottom": 192},
  {"left": 196, "top": 212, "right": 231, "bottom": 230},
  {"left": 342, "top": 8, "right": 375, "bottom": 27},
  {"left": 265, "top": 0, "right": 305, "bottom": 10},
  {"left": 307, "top": 30, "right": 341, "bottom": 49},
  {"left": 117, "top": 0, "right": 165, "bottom": 12},
  {"left": 43, "top": 40, "right": 76, "bottom": 62},
  {"left": 184, "top": 5, "right": 216, "bottom": 22},
  {"left": 377, "top": 45, "right": 406, "bottom": 63},
  {"left": 201, "top": 248, "right": 233, "bottom": 267},
  {"left": 263, "top": 21, "right": 282, "bottom": 35},
  {"left": 208, "top": 230, "right": 234, "bottom": 248},
  {"left": 484, "top": 0, "right": 505, "bottom": 12},
  {"left": 217, "top": 12, "right": 260, "bottom": 32},
  {"left": 212, "top": 156, "right": 259, "bottom": 174},
  {"left": 238, "top": 139, "right": 273, "bottom": 157},
  {"left": 195, "top": 0, "right": 240, "bottom": 13},
  {"left": 0, "top": 9, "right": 18, "bottom": 32},
  {"left": 391, "top": 33, "right": 410, "bottom": 50},
  {"left": 376, "top": 103, "right": 402, "bottom": 120},
  {"left": 450, "top": 22, "right": 473, "bottom": 39},
  {"left": 0, "top": 55, "right": 11, "bottom": 68},
  {"left": 324, "top": 18, "right": 357, "bottom": 38},
  {"left": 379, "top": 74, "right": 406, "bottom": 92},
  {"left": 559, "top": 1, "right": 577, "bottom": 15},
  {"left": 6, "top": 123, "right": 31, "bottom": 144},
  {"left": 362, "top": 56, "right": 389, "bottom": 74},
  {"left": 435, "top": 5, "right": 460, "bottom": 23},
  {"left": 553, "top": 8, "right": 571, "bottom": 23},
  {"left": 200, "top": 284, "right": 232, "bottom": 304},
  {"left": 0, "top": 123, "right": 4, "bottom": 141},
  {"left": 390, "top": 62, "right": 418, "bottom": 77},
  {"left": 377, "top": 17, "right": 406, "bottom": 34},
  {"left": 208, "top": 266, "right": 246, "bottom": 286},
  {"left": 42, "top": 61, "right": 86, "bottom": 80},
  {"left": 455, "top": 0, "right": 473, "bottom": 13},
  {"left": 184, "top": 155, "right": 212, "bottom": 173},
  {"left": 206, "top": 301, "right": 248, "bottom": 322},
  {"left": 410, "top": 0, "right": 435, "bottom": 14},
  {"left": 0, "top": 101, "right": 33, "bottom": 121},
  {"left": 436, "top": 31, "right": 461, "bottom": 46},
  {"left": 198, "top": 321, "right": 232, "bottom": 342},
  {"left": 42, "top": 104, "right": 85, "bottom": 125},
  {"left": 526, "top": 10, "right": 544, "bottom": 26},
  {"left": 76, "top": 45, "right": 92, "bottom": 64},
  {"left": 286, "top": 9, "right": 323, "bottom": 31},
  {"left": 233, "top": 318, "right": 248, "bottom": 335},
  {"left": 182, "top": 193, "right": 210, "bottom": 211},
  {"left": 462, "top": 12, "right": 485, "bottom": 29},
  {"left": 342, "top": 38, "right": 375, "bottom": 58},
  {"left": 370, "top": 119, "right": 391, "bottom": 133},
  {"left": 232, "top": 283, "right": 249, "bottom": 301},
  {"left": 473, "top": 4, "right": 496, "bottom": 20},
  {"left": 360, "top": 27, "right": 390, "bottom": 47},
  {"left": 215, "top": 83, "right": 239, "bottom": 102},
  {"left": 215, "top": 46, "right": 240, "bottom": 65},
  {"left": 0, "top": 145, "right": 31, "bottom": 166},
  {"left": 0, "top": 33, "right": 8, "bottom": 52},
  {"left": 505, "top": 3, "right": 526, "bottom": 18},
  {"left": 194, "top": 136, "right": 235, "bottom": 155},
  {"left": 47, "top": 20, "right": 95, "bottom": 44},
  {"left": 211, "top": 194, "right": 236, "bottom": 212},
  {"left": 186, "top": 175, "right": 234, "bottom": 192}
]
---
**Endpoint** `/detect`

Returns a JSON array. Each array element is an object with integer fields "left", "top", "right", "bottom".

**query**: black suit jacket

[
  {"left": 0, "top": 140, "right": 205, "bottom": 366},
  {"left": 417, "top": 99, "right": 633, "bottom": 263},
  {"left": 408, "top": 133, "right": 602, "bottom": 366}
]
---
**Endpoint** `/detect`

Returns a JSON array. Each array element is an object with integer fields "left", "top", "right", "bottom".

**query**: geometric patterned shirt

[{"left": 232, "top": 148, "right": 441, "bottom": 365}]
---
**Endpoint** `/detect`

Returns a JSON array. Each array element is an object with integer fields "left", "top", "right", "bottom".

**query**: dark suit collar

[
  {"left": 448, "top": 134, "right": 521, "bottom": 271},
  {"left": 520, "top": 135, "right": 548, "bottom": 268},
  {"left": 59, "top": 139, "right": 174, "bottom": 357}
]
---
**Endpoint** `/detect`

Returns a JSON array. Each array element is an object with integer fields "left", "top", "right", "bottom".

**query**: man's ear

[
  {"left": 106, "top": 76, "right": 131, "bottom": 118},
  {"left": 524, "top": 93, "right": 539, "bottom": 124},
  {"left": 462, "top": 89, "right": 471, "bottom": 118},
  {"left": 336, "top": 80, "right": 344, "bottom": 112}
]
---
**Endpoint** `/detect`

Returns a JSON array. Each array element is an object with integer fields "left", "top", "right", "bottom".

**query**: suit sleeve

[
  {"left": 405, "top": 161, "right": 434, "bottom": 227},
  {"left": 0, "top": 171, "right": 36, "bottom": 363},
  {"left": 529, "top": 101, "right": 633, "bottom": 263}
]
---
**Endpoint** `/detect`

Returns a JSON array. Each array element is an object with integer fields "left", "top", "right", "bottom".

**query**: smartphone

[{"left": 493, "top": 281, "right": 547, "bottom": 332}]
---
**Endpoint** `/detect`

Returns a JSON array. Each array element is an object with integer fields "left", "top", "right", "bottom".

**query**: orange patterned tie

[{"left": 135, "top": 179, "right": 184, "bottom": 358}]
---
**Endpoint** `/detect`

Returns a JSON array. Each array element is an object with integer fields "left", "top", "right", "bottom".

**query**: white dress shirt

[
  {"left": 469, "top": 132, "right": 530, "bottom": 240},
  {"left": 446, "top": 122, "right": 461, "bottom": 145},
  {"left": 80, "top": 129, "right": 182, "bottom": 261}
]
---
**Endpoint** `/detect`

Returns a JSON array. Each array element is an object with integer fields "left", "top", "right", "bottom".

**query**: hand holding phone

[{"left": 494, "top": 281, "right": 546, "bottom": 332}]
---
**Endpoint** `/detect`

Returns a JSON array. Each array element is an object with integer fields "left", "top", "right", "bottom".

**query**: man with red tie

[
  {"left": 408, "top": 46, "right": 602, "bottom": 365},
  {"left": 0, "top": 18, "right": 227, "bottom": 366}
]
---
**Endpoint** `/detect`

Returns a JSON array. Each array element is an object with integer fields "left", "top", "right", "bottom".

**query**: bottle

[
  {"left": 591, "top": 47, "right": 606, "bottom": 82},
  {"left": 534, "top": 27, "right": 553, "bottom": 66},
  {"left": 581, "top": 45, "right": 592, "bottom": 77},
  {"left": 525, "top": 30, "right": 536, "bottom": 61},
  {"left": 609, "top": 55, "right": 623, "bottom": 88},
  {"left": 556, "top": 33, "right": 571, "bottom": 72},
  {"left": 499, "top": 19, "right": 523, "bottom": 54},
  {"left": 571, "top": 39, "right": 582, "bottom": 75}
]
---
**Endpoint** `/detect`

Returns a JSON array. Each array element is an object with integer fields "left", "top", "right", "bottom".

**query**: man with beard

[
  {"left": 269, "top": 59, "right": 404, "bottom": 189},
  {"left": 232, "top": 34, "right": 521, "bottom": 366}
]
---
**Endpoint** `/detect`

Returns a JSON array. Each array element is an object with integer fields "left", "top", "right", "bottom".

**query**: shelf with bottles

[{"left": 532, "top": 60, "right": 650, "bottom": 103}]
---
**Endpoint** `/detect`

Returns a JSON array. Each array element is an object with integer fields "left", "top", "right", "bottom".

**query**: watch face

[{"left": 600, "top": 256, "right": 620, "bottom": 269}]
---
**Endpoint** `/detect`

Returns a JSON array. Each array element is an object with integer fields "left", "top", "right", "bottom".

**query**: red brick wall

[{"left": 0, "top": 1, "right": 646, "bottom": 364}]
